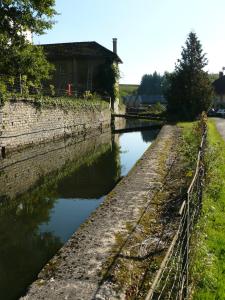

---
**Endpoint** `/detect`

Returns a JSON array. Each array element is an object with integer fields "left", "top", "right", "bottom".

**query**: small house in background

[
  {"left": 123, "top": 94, "right": 167, "bottom": 112},
  {"left": 41, "top": 39, "right": 122, "bottom": 95},
  {"left": 213, "top": 71, "right": 225, "bottom": 106}
]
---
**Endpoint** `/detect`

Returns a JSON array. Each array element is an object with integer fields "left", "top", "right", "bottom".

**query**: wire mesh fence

[{"left": 145, "top": 126, "right": 207, "bottom": 300}]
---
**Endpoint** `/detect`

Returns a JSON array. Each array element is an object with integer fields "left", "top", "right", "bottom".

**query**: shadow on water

[
  {"left": 0, "top": 127, "right": 158, "bottom": 300},
  {"left": 57, "top": 145, "right": 121, "bottom": 199},
  {"left": 141, "top": 130, "right": 158, "bottom": 142}
]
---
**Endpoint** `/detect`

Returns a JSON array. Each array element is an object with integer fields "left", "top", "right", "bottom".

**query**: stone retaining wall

[{"left": 0, "top": 100, "right": 111, "bottom": 154}]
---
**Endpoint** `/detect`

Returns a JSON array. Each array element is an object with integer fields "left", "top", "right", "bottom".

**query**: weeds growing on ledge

[{"left": 5, "top": 96, "right": 110, "bottom": 111}]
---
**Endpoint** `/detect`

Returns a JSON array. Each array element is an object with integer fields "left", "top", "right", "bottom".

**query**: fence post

[{"left": 185, "top": 191, "right": 190, "bottom": 299}]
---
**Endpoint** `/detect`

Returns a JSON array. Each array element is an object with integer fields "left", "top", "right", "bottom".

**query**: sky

[{"left": 34, "top": 0, "right": 225, "bottom": 84}]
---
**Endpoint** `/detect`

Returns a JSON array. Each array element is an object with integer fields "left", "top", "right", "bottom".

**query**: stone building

[
  {"left": 41, "top": 39, "right": 122, "bottom": 95},
  {"left": 123, "top": 95, "right": 166, "bottom": 107},
  {"left": 213, "top": 71, "right": 225, "bottom": 106}
]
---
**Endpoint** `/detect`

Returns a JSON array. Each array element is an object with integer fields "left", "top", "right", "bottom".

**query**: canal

[{"left": 0, "top": 128, "right": 158, "bottom": 300}]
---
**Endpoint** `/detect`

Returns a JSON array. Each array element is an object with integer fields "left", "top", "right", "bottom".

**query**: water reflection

[
  {"left": 39, "top": 143, "right": 121, "bottom": 242},
  {"left": 119, "top": 130, "right": 157, "bottom": 176},
  {"left": 0, "top": 195, "right": 62, "bottom": 300},
  {"left": 57, "top": 144, "right": 120, "bottom": 199},
  {"left": 39, "top": 198, "right": 103, "bottom": 242},
  {"left": 0, "top": 128, "right": 158, "bottom": 300},
  {"left": 141, "top": 130, "right": 158, "bottom": 143}
]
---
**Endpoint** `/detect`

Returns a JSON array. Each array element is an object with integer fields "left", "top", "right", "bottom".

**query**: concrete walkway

[{"left": 22, "top": 125, "right": 179, "bottom": 300}]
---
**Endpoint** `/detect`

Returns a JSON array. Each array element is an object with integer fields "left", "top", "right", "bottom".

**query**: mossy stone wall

[{"left": 0, "top": 100, "right": 111, "bottom": 154}]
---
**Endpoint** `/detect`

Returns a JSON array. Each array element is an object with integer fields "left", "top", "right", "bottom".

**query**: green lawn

[
  {"left": 180, "top": 120, "right": 225, "bottom": 299},
  {"left": 119, "top": 84, "right": 139, "bottom": 98}
]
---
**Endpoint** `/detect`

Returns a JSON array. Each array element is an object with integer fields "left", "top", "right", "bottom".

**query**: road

[{"left": 213, "top": 117, "right": 225, "bottom": 140}]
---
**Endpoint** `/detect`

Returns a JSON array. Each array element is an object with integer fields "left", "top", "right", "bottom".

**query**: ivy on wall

[{"left": 96, "top": 59, "right": 120, "bottom": 101}]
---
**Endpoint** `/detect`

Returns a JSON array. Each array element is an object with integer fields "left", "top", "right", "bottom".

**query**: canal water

[{"left": 0, "top": 129, "right": 158, "bottom": 300}]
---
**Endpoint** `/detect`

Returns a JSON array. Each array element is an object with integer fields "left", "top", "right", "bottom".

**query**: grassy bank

[
  {"left": 178, "top": 121, "right": 200, "bottom": 173},
  {"left": 119, "top": 84, "right": 139, "bottom": 98},
  {"left": 180, "top": 120, "right": 225, "bottom": 299}
]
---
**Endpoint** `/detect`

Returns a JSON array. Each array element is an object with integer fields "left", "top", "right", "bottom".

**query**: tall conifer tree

[{"left": 165, "top": 32, "right": 213, "bottom": 120}]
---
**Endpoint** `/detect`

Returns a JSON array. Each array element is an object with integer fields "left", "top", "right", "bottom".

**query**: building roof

[
  {"left": 213, "top": 75, "right": 225, "bottom": 95},
  {"left": 123, "top": 95, "right": 167, "bottom": 106},
  {"left": 39, "top": 41, "right": 122, "bottom": 63}
]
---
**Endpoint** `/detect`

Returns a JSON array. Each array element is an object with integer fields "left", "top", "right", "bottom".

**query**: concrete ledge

[{"left": 22, "top": 125, "right": 178, "bottom": 300}]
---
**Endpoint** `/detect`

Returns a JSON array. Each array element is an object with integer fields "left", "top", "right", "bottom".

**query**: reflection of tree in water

[
  {"left": 126, "top": 119, "right": 147, "bottom": 128},
  {"left": 57, "top": 141, "right": 121, "bottom": 198},
  {"left": 141, "top": 130, "right": 159, "bottom": 143},
  {"left": 0, "top": 193, "right": 62, "bottom": 300}
]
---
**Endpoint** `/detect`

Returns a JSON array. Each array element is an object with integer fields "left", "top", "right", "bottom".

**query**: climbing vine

[{"left": 96, "top": 59, "right": 120, "bottom": 101}]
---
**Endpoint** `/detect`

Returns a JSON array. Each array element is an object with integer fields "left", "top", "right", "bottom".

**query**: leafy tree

[
  {"left": 165, "top": 32, "right": 213, "bottom": 120},
  {"left": 138, "top": 71, "right": 163, "bottom": 95},
  {"left": 0, "top": 0, "right": 56, "bottom": 84}
]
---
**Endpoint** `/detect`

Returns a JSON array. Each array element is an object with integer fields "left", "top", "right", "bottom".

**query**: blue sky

[{"left": 34, "top": 0, "right": 225, "bottom": 84}]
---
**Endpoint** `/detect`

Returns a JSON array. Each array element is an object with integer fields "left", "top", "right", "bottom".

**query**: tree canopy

[
  {"left": 165, "top": 32, "right": 213, "bottom": 120},
  {"left": 0, "top": 0, "right": 56, "bottom": 84},
  {"left": 137, "top": 72, "right": 163, "bottom": 95}
]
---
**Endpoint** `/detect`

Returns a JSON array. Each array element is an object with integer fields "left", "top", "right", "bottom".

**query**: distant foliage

[
  {"left": 208, "top": 73, "right": 219, "bottom": 83},
  {"left": 119, "top": 84, "right": 138, "bottom": 98},
  {"left": 165, "top": 32, "right": 213, "bottom": 120},
  {"left": 138, "top": 72, "right": 164, "bottom": 95},
  {"left": 147, "top": 102, "right": 166, "bottom": 115}
]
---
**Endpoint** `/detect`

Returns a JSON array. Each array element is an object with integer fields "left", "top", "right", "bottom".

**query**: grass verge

[
  {"left": 119, "top": 84, "right": 139, "bottom": 98},
  {"left": 181, "top": 119, "right": 225, "bottom": 299}
]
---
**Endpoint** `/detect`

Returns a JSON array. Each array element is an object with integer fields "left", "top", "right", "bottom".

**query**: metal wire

[{"left": 145, "top": 127, "right": 206, "bottom": 300}]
